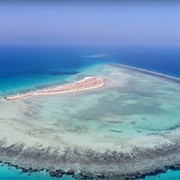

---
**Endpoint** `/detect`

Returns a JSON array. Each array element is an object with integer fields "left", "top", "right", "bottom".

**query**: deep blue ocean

[{"left": 0, "top": 46, "right": 180, "bottom": 179}]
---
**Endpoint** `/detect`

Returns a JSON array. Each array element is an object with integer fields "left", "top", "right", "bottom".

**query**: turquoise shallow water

[
  {"left": 0, "top": 164, "right": 74, "bottom": 180},
  {"left": 1, "top": 165, "right": 180, "bottom": 180},
  {"left": 0, "top": 47, "right": 180, "bottom": 179},
  {"left": 140, "top": 170, "right": 180, "bottom": 180}
]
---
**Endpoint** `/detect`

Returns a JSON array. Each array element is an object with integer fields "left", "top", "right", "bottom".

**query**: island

[
  {"left": 5, "top": 77, "right": 104, "bottom": 101},
  {"left": 1, "top": 64, "right": 180, "bottom": 180}
]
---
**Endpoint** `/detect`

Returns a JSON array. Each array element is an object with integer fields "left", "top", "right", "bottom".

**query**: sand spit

[{"left": 5, "top": 77, "right": 104, "bottom": 101}]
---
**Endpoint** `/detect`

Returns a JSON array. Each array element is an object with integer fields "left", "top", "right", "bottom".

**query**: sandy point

[{"left": 5, "top": 77, "right": 104, "bottom": 101}]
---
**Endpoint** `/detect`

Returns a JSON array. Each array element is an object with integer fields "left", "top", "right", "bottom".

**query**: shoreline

[
  {"left": 5, "top": 76, "right": 104, "bottom": 101},
  {"left": 4, "top": 63, "right": 180, "bottom": 101}
]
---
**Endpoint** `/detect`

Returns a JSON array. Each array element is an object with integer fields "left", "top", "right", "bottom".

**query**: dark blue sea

[{"left": 0, "top": 46, "right": 180, "bottom": 179}]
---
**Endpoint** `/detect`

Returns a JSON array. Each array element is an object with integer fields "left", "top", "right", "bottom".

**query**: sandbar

[{"left": 5, "top": 77, "right": 104, "bottom": 101}]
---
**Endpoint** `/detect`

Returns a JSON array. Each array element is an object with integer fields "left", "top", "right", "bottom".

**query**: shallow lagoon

[{"left": 0, "top": 63, "right": 180, "bottom": 179}]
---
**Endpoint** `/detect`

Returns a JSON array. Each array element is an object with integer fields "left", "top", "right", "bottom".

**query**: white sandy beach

[{"left": 5, "top": 77, "right": 104, "bottom": 101}]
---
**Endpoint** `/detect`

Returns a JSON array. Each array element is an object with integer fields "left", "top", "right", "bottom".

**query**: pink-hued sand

[{"left": 5, "top": 77, "right": 104, "bottom": 101}]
